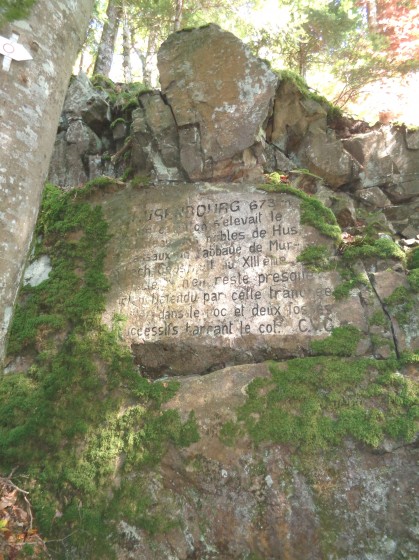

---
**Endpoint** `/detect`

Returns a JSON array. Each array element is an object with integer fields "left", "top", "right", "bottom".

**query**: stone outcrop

[
  {"left": 48, "top": 72, "right": 111, "bottom": 189},
  {"left": 157, "top": 24, "right": 277, "bottom": 181},
  {"left": 46, "top": 26, "right": 419, "bottom": 245},
  {"left": 11, "top": 24, "right": 417, "bottom": 560}
]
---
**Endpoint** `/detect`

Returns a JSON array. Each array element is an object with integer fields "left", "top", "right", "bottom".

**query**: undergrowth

[{"left": 1, "top": 182, "right": 199, "bottom": 558}]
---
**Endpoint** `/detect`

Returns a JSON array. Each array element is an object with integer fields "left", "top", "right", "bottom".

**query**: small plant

[{"left": 131, "top": 174, "right": 151, "bottom": 188}]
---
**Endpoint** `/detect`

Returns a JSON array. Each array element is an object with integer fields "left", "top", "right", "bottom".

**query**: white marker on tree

[{"left": 0, "top": 33, "right": 33, "bottom": 71}]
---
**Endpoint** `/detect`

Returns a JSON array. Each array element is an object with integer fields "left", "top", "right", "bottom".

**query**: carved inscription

[{"left": 108, "top": 190, "right": 339, "bottom": 344}]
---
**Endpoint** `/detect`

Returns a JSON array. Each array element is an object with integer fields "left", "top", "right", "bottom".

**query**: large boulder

[{"left": 157, "top": 24, "right": 278, "bottom": 181}]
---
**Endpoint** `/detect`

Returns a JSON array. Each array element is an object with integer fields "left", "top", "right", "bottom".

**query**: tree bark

[
  {"left": 122, "top": 5, "right": 132, "bottom": 83},
  {"left": 93, "top": 0, "right": 122, "bottom": 77},
  {"left": 0, "top": 0, "right": 95, "bottom": 364}
]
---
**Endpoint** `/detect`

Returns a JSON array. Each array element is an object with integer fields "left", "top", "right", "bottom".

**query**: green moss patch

[
  {"left": 384, "top": 286, "right": 416, "bottom": 326},
  {"left": 296, "top": 245, "right": 334, "bottom": 271},
  {"left": 310, "top": 325, "right": 362, "bottom": 357},
  {"left": 259, "top": 176, "right": 342, "bottom": 243},
  {"left": 221, "top": 356, "right": 418, "bottom": 452},
  {"left": 1, "top": 183, "right": 198, "bottom": 558},
  {"left": 342, "top": 237, "right": 406, "bottom": 264}
]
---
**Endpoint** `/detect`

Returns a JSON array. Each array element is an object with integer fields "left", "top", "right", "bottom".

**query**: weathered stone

[
  {"left": 264, "top": 144, "right": 296, "bottom": 174},
  {"left": 405, "top": 127, "right": 419, "bottom": 150},
  {"left": 48, "top": 132, "right": 89, "bottom": 189},
  {"left": 48, "top": 120, "right": 102, "bottom": 189},
  {"left": 269, "top": 79, "right": 327, "bottom": 153},
  {"left": 316, "top": 186, "right": 357, "bottom": 227},
  {"left": 382, "top": 179, "right": 419, "bottom": 203},
  {"left": 296, "top": 129, "right": 361, "bottom": 188},
  {"left": 101, "top": 183, "right": 375, "bottom": 376},
  {"left": 63, "top": 72, "right": 111, "bottom": 134},
  {"left": 111, "top": 363, "right": 419, "bottom": 560},
  {"left": 131, "top": 93, "right": 184, "bottom": 181},
  {"left": 343, "top": 126, "right": 419, "bottom": 201},
  {"left": 383, "top": 199, "right": 419, "bottom": 234},
  {"left": 157, "top": 25, "right": 277, "bottom": 181},
  {"left": 354, "top": 186, "right": 392, "bottom": 208},
  {"left": 66, "top": 118, "right": 102, "bottom": 154}
]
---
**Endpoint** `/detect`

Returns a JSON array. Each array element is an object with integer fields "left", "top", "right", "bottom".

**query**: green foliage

[
  {"left": 219, "top": 419, "right": 242, "bottom": 447},
  {"left": 221, "top": 356, "right": 418, "bottom": 452},
  {"left": 2, "top": 183, "right": 199, "bottom": 558},
  {"left": 342, "top": 237, "right": 406, "bottom": 264},
  {"left": 121, "top": 166, "right": 134, "bottom": 181},
  {"left": 0, "top": 0, "right": 36, "bottom": 27},
  {"left": 131, "top": 174, "right": 151, "bottom": 188},
  {"left": 297, "top": 245, "right": 333, "bottom": 271},
  {"left": 259, "top": 176, "right": 342, "bottom": 243},
  {"left": 310, "top": 325, "right": 362, "bottom": 357},
  {"left": 369, "top": 310, "right": 388, "bottom": 327}
]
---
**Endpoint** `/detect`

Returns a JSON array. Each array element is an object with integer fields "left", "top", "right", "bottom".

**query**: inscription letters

[{"left": 111, "top": 192, "right": 338, "bottom": 343}]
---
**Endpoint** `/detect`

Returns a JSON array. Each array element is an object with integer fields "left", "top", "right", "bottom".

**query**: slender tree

[
  {"left": 0, "top": 0, "right": 95, "bottom": 363},
  {"left": 93, "top": 0, "right": 122, "bottom": 76},
  {"left": 122, "top": 2, "right": 133, "bottom": 82}
]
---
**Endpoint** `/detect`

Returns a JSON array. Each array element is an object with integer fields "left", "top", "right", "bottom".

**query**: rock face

[
  {"left": 11, "top": 23, "right": 418, "bottom": 560},
  {"left": 112, "top": 363, "right": 419, "bottom": 560},
  {"left": 157, "top": 25, "right": 277, "bottom": 181},
  {"left": 102, "top": 183, "right": 396, "bottom": 376}
]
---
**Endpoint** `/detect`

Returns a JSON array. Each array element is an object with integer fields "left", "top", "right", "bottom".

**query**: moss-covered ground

[{"left": 0, "top": 182, "right": 198, "bottom": 558}]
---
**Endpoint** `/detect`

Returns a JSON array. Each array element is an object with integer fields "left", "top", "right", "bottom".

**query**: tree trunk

[
  {"left": 122, "top": 5, "right": 132, "bottom": 83},
  {"left": 174, "top": 0, "right": 184, "bottom": 31},
  {"left": 0, "top": 0, "right": 95, "bottom": 364},
  {"left": 93, "top": 0, "right": 122, "bottom": 77}
]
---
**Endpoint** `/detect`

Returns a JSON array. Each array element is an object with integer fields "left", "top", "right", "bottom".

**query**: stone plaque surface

[{"left": 102, "top": 184, "right": 364, "bottom": 375}]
